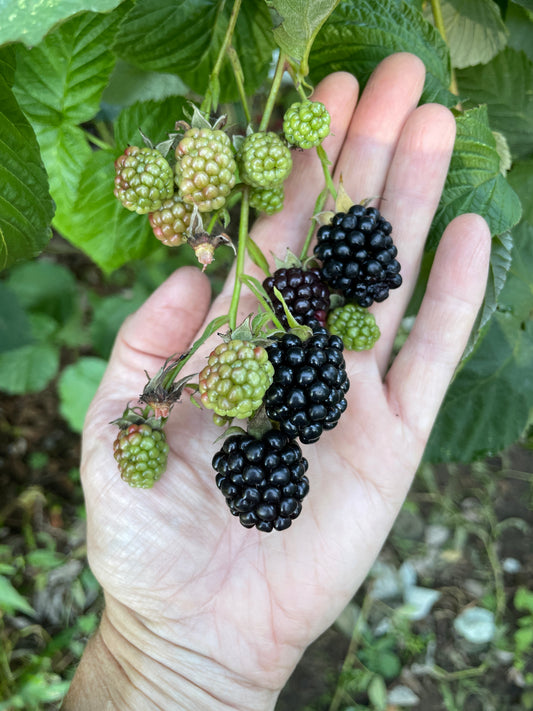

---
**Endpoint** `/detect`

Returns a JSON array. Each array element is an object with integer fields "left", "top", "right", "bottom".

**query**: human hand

[{"left": 67, "top": 53, "right": 491, "bottom": 710}]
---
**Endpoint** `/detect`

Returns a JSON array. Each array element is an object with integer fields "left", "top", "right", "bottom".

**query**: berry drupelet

[
  {"left": 212, "top": 429, "right": 310, "bottom": 532},
  {"left": 314, "top": 204, "right": 402, "bottom": 307},
  {"left": 263, "top": 267, "right": 330, "bottom": 329},
  {"left": 264, "top": 328, "right": 349, "bottom": 445}
]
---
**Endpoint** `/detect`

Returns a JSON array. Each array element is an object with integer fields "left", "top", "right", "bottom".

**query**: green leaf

[
  {"left": 102, "top": 60, "right": 189, "bottom": 109},
  {"left": 426, "top": 0, "right": 508, "bottom": 69},
  {"left": 497, "top": 221, "right": 533, "bottom": 323},
  {"left": 428, "top": 106, "right": 522, "bottom": 249},
  {"left": 0, "top": 45, "right": 16, "bottom": 87},
  {"left": 6, "top": 261, "right": 78, "bottom": 323},
  {"left": 0, "top": 75, "right": 54, "bottom": 270},
  {"left": 90, "top": 286, "right": 149, "bottom": 358},
  {"left": 515, "top": 587, "right": 533, "bottom": 613},
  {"left": 69, "top": 150, "right": 156, "bottom": 272},
  {"left": 113, "top": 0, "right": 221, "bottom": 74},
  {"left": 0, "top": 0, "right": 124, "bottom": 47},
  {"left": 13, "top": 10, "right": 124, "bottom": 239},
  {"left": 508, "top": 158, "right": 533, "bottom": 225},
  {"left": 34, "top": 124, "right": 93, "bottom": 238},
  {"left": 309, "top": 0, "right": 455, "bottom": 108},
  {"left": 456, "top": 48, "right": 533, "bottom": 159},
  {"left": 425, "top": 320, "right": 533, "bottom": 462},
  {"left": 506, "top": 2, "right": 533, "bottom": 63},
  {"left": 512, "top": 0, "right": 533, "bottom": 10},
  {"left": 58, "top": 357, "right": 108, "bottom": 432},
  {"left": 367, "top": 674, "right": 388, "bottom": 710},
  {"left": 26, "top": 549, "right": 64, "bottom": 570},
  {"left": 425, "top": 223, "right": 533, "bottom": 462},
  {"left": 267, "top": 0, "right": 340, "bottom": 75},
  {"left": 465, "top": 230, "right": 513, "bottom": 355},
  {"left": 114, "top": 96, "right": 189, "bottom": 152},
  {"left": 0, "top": 574, "right": 34, "bottom": 615},
  {"left": 0, "top": 283, "right": 33, "bottom": 353},
  {"left": 179, "top": 0, "right": 276, "bottom": 103},
  {"left": 0, "top": 342, "right": 60, "bottom": 394}
]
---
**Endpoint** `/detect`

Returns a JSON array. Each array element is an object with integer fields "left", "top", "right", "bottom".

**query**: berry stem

[
  {"left": 202, "top": 0, "right": 243, "bottom": 115},
  {"left": 316, "top": 144, "right": 337, "bottom": 202},
  {"left": 430, "top": 0, "right": 459, "bottom": 97},
  {"left": 286, "top": 60, "right": 311, "bottom": 101},
  {"left": 84, "top": 129, "right": 112, "bottom": 151},
  {"left": 228, "top": 186, "right": 250, "bottom": 330},
  {"left": 259, "top": 50, "right": 287, "bottom": 132},
  {"left": 227, "top": 45, "right": 251, "bottom": 125},
  {"left": 299, "top": 186, "right": 328, "bottom": 261}
]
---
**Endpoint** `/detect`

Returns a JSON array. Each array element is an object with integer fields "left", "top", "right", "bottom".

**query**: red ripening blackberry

[
  {"left": 212, "top": 429, "right": 310, "bottom": 532},
  {"left": 264, "top": 328, "right": 349, "bottom": 445},
  {"left": 263, "top": 267, "right": 330, "bottom": 329},
  {"left": 314, "top": 204, "right": 402, "bottom": 307}
]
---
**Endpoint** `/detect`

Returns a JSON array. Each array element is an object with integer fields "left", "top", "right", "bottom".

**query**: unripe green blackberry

[
  {"left": 199, "top": 339, "right": 274, "bottom": 420},
  {"left": 327, "top": 303, "right": 380, "bottom": 350},
  {"left": 239, "top": 132, "right": 292, "bottom": 189},
  {"left": 114, "top": 146, "right": 174, "bottom": 214},
  {"left": 113, "top": 422, "right": 169, "bottom": 488},
  {"left": 148, "top": 194, "right": 192, "bottom": 246},
  {"left": 249, "top": 185, "right": 284, "bottom": 214},
  {"left": 283, "top": 100, "right": 330, "bottom": 149},
  {"left": 175, "top": 127, "right": 237, "bottom": 212}
]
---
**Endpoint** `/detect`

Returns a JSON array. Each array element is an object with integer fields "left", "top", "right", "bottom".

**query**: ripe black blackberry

[
  {"left": 212, "top": 430, "right": 310, "bottom": 532},
  {"left": 264, "top": 329, "right": 349, "bottom": 445},
  {"left": 314, "top": 204, "right": 402, "bottom": 307},
  {"left": 263, "top": 267, "right": 330, "bottom": 329}
]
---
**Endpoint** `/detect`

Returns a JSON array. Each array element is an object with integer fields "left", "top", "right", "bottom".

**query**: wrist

[{"left": 64, "top": 599, "right": 280, "bottom": 711}]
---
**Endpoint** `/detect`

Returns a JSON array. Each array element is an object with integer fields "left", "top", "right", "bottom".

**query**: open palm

[{"left": 79, "top": 53, "right": 490, "bottom": 709}]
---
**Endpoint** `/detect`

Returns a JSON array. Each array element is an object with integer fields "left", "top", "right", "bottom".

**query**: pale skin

[{"left": 64, "top": 53, "right": 491, "bottom": 710}]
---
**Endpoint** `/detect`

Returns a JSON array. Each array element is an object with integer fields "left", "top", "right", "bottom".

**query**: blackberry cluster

[
  {"left": 238, "top": 132, "right": 292, "bottom": 189},
  {"left": 113, "top": 423, "right": 169, "bottom": 489},
  {"left": 198, "top": 339, "right": 274, "bottom": 420},
  {"left": 263, "top": 267, "right": 330, "bottom": 329},
  {"left": 175, "top": 127, "right": 237, "bottom": 212},
  {"left": 314, "top": 204, "right": 402, "bottom": 308},
  {"left": 249, "top": 185, "right": 284, "bottom": 215},
  {"left": 327, "top": 303, "right": 380, "bottom": 351},
  {"left": 148, "top": 194, "right": 192, "bottom": 246},
  {"left": 283, "top": 100, "right": 330, "bottom": 149},
  {"left": 114, "top": 146, "right": 174, "bottom": 214},
  {"left": 213, "top": 430, "right": 309, "bottom": 532},
  {"left": 264, "top": 329, "right": 349, "bottom": 445}
]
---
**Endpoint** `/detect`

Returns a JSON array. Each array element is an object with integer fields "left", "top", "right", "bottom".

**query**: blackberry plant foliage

[
  {"left": 103, "top": 5, "right": 407, "bottom": 533},
  {"left": 6, "top": 0, "right": 520, "bottom": 530}
]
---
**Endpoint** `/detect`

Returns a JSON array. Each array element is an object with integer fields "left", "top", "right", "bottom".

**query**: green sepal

[
  {"left": 273, "top": 247, "right": 303, "bottom": 271},
  {"left": 225, "top": 312, "right": 278, "bottom": 347},
  {"left": 213, "top": 424, "right": 247, "bottom": 444},
  {"left": 111, "top": 403, "right": 166, "bottom": 432},
  {"left": 240, "top": 274, "right": 285, "bottom": 331},
  {"left": 246, "top": 404, "right": 275, "bottom": 440},
  {"left": 247, "top": 235, "right": 271, "bottom": 277},
  {"left": 272, "top": 287, "right": 313, "bottom": 341}
]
